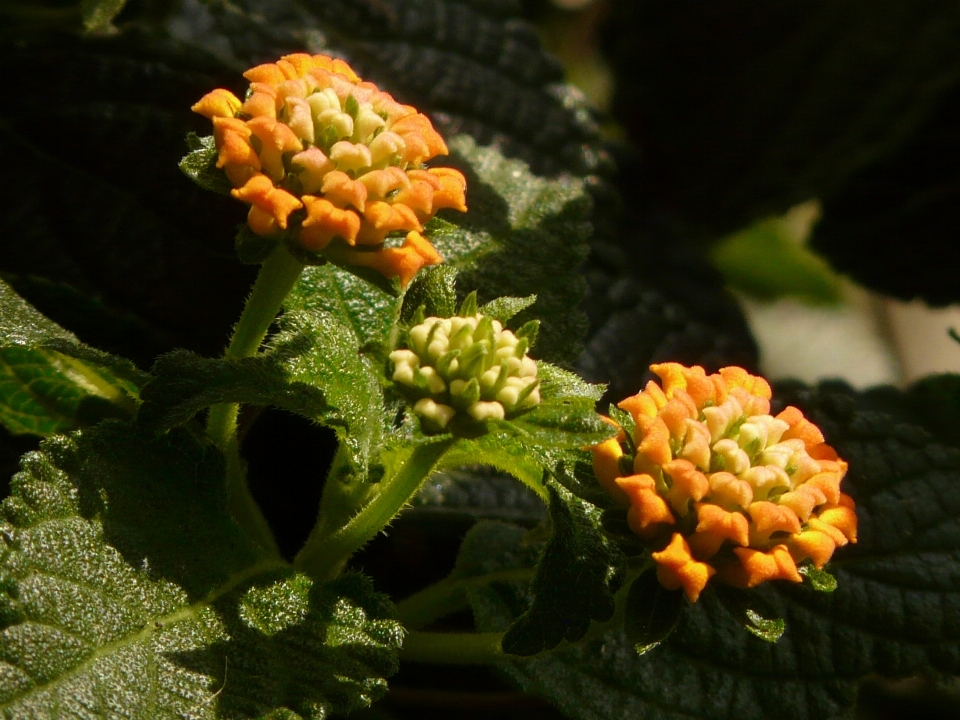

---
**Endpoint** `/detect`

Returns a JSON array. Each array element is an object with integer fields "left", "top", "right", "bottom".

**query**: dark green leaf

[
  {"left": 479, "top": 295, "right": 538, "bottom": 324},
  {"left": 285, "top": 264, "right": 402, "bottom": 357},
  {"left": 436, "top": 433, "right": 547, "bottom": 500},
  {"left": 0, "top": 279, "right": 142, "bottom": 436},
  {"left": 0, "top": 421, "right": 401, "bottom": 716},
  {"left": 139, "top": 309, "right": 384, "bottom": 472},
  {"left": 623, "top": 567, "right": 684, "bottom": 654},
  {"left": 799, "top": 565, "right": 838, "bottom": 593},
  {"left": 235, "top": 224, "right": 281, "bottom": 265},
  {"left": 81, "top": 0, "right": 128, "bottom": 33},
  {"left": 179, "top": 133, "right": 234, "bottom": 196},
  {"left": 430, "top": 136, "right": 593, "bottom": 365},
  {"left": 501, "top": 484, "right": 623, "bottom": 656},
  {"left": 400, "top": 266, "right": 458, "bottom": 324},
  {"left": 712, "top": 585, "right": 785, "bottom": 644}
]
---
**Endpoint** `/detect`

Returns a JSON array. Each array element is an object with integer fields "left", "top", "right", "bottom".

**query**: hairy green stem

[
  {"left": 207, "top": 248, "right": 305, "bottom": 556},
  {"left": 400, "top": 631, "right": 506, "bottom": 665},
  {"left": 296, "top": 439, "right": 454, "bottom": 581}
]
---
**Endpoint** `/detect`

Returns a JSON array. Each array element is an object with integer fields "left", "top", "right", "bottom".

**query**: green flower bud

[{"left": 389, "top": 311, "right": 541, "bottom": 430}]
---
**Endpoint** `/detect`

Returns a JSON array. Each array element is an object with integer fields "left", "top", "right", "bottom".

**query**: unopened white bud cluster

[{"left": 390, "top": 314, "right": 541, "bottom": 430}]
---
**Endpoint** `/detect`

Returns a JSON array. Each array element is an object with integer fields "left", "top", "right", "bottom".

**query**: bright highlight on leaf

[
  {"left": 590, "top": 363, "right": 858, "bottom": 602},
  {"left": 189, "top": 52, "right": 467, "bottom": 287}
]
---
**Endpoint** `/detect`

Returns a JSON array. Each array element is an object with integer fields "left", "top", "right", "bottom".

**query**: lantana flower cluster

[
  {"left": 390, "top": 313, "right": 540, "bottom": 430},
  {"left": 591, "top": 363, "right": 857, "bottom": 602},
  {"left": 192, "top": 53, "right": 467, "bottom": 286}
]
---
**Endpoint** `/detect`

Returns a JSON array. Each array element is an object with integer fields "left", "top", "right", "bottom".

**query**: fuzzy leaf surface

[
  {"left": 463, "top": 384, "right": 960, "bottom": 720},
  {"left": 0, "top": 279, "right": 142, "bottom": 436},
  {"left": 139, "top": 310, "right": 383, "bottom": 471},
  {"left": 428, "top": 136, "right": 593, "bottom": 365},
  {"left": 0, "top": 422, "right": 401, "bottom": 717},
  {"left": 501, "top": 483, "right": 623, "bottom": 656}
]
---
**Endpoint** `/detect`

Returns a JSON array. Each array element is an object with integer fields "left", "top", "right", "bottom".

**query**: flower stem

[
  {"left": 207, "top": 247, "right": 305, "bottom": 556},
  {"left": 295, "top": 439, "right": 454, "bottom": 581},
  {"left": 400, "top": 631, "right": 506, "bottom": 665}
]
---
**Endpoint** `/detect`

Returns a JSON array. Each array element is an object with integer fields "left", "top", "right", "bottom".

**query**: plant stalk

[
  {"left": 207, "top": 247, "right": 305, "bottom": 556},
  {"left": 400, "top": 631, "right": 506, "bottom": 665},
  {"left": 295, "top": 439, "right": 454, "bottom": 581}
]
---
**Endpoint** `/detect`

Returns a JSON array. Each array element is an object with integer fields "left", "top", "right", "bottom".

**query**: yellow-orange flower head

[
  {"left": 590, "top": 363, "right": 857, "bottom": 602},
  {"left": 192, "top": 53, "right": 467, "bottom": 287}
]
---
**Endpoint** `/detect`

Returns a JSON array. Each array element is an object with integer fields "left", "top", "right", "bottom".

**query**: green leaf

[
  {"left": 501, "top": 484, "right": 624, "bottom": 656},
  {"left": 479, "top": 295, "right": 538, "bottom": 324},
  {"left": 0, "top": 279, "right": 142, "bottom": 436},
  {"left": 436, "top": 433, "right": 547, "bottom": 500},
  {"left": 712, "top": 585, "right": 785, "bottom": 644},
  {"left": 502, "top": 398, "right": 616, "bottom": 450},
  {"left": 798, "top": 565, "right": 838, "bottom": 593},
  {"left": 179, "top": 133, "right": 234, "bottom": 197},
  {"left": 0, "top": 421, "right": 401, "bottom": 716},
  {"left": 81, "top": 0, "right": 128, "bottom": 33},
  {"left": 538, "top": 362, "right": 606, "bottom": 402},
  {"left": 399, "top": 266, "right": 458, "bottom": 324},
  {"left": 431, "top": 136, "right": 593, "bottom": 365},
  {"left": 711, "top": 209, "right": 843, "bottom": 303},
  {"left": 139, "top": 309, "right": 383, "bottom": 472},
  {"left": 285, "top": 264, "right": 402, "bottom": 358},
  {"left": 623, "top": 567, "right": 684, "bottom": 655}
]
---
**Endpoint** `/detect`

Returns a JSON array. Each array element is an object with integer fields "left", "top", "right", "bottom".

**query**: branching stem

[
  {"left": 206, "top": 247, "right": 305, "bottom": 556},
  {"left": 296, "top": 439, "right": 454, "bottom": 581}
]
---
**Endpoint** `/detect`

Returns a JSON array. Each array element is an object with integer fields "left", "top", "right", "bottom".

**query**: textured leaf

[
  {"left": 0, "top": 421, "right": 401, "bottom": 717},
  {"left": 431, "top": 136, "right": 593, "bottom": 365},
  {"left": 436, "top": 434, "right": 546, "bottom": 500},
  {"left": 399, "top": 266, "right": 458, "bottom": 324},
  {"left": 500, "top": 398, "right": 615, "bottom": 450},
  {"left": 623, "top": 568, "right": 684, "bottom": 654},
  {"left": 139, "top": 310, "right": 383, "bottom": 471},
  {"left": 0, "top": 279, "right": 142, "bottom": 436},
  {"left": 179, "top": 132, "right": 234, "bottom": 196},
  {"left": 479, "top": 295, "right": 538, "bottom": 324},
  {"left": 285, "top": 265, "right": 401, "bottom": 358},
  {"left": 501, "top": 484, "right": 623, "bottom": 656},
  {"left": 462, "top": 382, "right": 960, "bottom": 720},
  {"left": 537, "top": 362, "right": 605, "bottom": 403}
]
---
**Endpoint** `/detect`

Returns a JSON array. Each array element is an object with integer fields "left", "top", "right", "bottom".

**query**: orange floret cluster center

[
  {"left": 591, "top": 363, "right": 857, "bottom": 602},
  {"left": 192, "top": 53, "right": 467, "bottom": 286}
]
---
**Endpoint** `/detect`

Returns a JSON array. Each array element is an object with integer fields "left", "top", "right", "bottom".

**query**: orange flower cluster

[
  {"left": 192, "top": 53, "right": 467, "bottom": 286},
  {"left": 591, "top": 363, "right": 857, "bottom": 602}
]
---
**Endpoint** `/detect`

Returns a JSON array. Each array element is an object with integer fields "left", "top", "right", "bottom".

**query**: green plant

[{"left": 2, "top": 2, "right": 960, "bottom": 719}]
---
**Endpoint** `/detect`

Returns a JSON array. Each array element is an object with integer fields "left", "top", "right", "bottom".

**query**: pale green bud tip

[{"left": 393, "top": 312, "right": 541, "bottom": 428}]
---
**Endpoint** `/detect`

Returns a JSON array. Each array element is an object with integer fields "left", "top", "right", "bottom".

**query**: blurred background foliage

[{"left": 3, "top": 0, "right": 960, "bottom": 717}]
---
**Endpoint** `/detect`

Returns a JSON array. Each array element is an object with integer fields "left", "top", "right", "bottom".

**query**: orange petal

[
  {"left": 635, "top": 416, "right": 672, "bottom": 474},
  {"left": 244, "top": 62, "right": 287, "bottom": 85},
  {"left": 321, "top": 170, "right": 368, "bottom": 211},
  {"left": 192, "top": 88, "right": 242, "bottom": 119},
  {"left": 707, "top": 471, "right": 754, "bottom": 509},
  {"left": 590, "top": 437, "right": 630, "bottom": 506},
  {"left": 662, "top": 458, "right": 709, "bottom": 512},
  {"left": 776, "top": 406, "right": 825, "bottom": 449},
  {"left": 721, "top": 545, "right": 802, "bottom": 588},
  {"left": 650, "top": 362, "right": 689, "bottom": 397},
  {"left": 651, "top": 533, "right": 716, "bottom": 602},
  {"left": 357, "top": 201, "right": 422, "bottom": 245},
  {"left": 719, "top": 366, "right": 772, "bottom": 400},
  {"left": 300, "top": 196, "right": 361, "bottom": 250},
  {"left": 247, "top": 116, "right": 303, "bottom": 180},
  {"left": 777, "top": 484, "right": 827, "bottom": 522},
  {"left": 241, "top": 86, "right": 279, "bottom": 119},
  {"left": 392, "top": 180, "right": 435, "bottom": 219},
  {"left": 231, "top": 174, "right": 302, "bottom": 231},
  {"left": 748, "top": 501, "right": 802, "bottom": 536},
  {"left": 359, "top": 167, "right": 411, "bottom": 200},
  {"left": 658, "top": 398, "right": 694, "bottom": 438},
  {"left": 391, "top": 113, "right": 448, "bottom": 161},
  {"left": 787, "top": 530, "right": 837, "bottom": 569},
  {"left": 427, "top": 167, "right": 468, "bottom": 213},
  {"left": 815, "top": 504, "right": 858, "bottom": 544},
  {"left": 804, "top": 470, "right": 842, "bottom": 506},
  {"left": 688, "top": 503, "right": 750, "bottom": 558},
  {"left": 333, "top": 231, "right": 442, "bottom": 288},
  {"left": 616, "top": 474, "right": 676, "bottom": 536}
]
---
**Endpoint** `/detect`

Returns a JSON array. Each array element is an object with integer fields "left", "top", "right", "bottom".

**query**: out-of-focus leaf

[
  {"left": 81, "top": 0, "right": 128, "bottom": 33},
  {"left": 623, "top": 567, "right": 684, "bottom": 655},
  {"left": 604, "top": 0, "right": 960, "bottom": 236},
  {"left": 0, "top": 421, "right": 401, "bottom": 716},
  {"left": 0, "top": 279, "right": 142, "bottom": 436}
]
